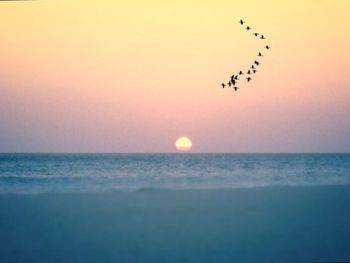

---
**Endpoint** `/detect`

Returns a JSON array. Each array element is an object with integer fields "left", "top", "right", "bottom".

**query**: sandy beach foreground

[{"left": 0, "top": 185, "right": 350, "bottom": 263}]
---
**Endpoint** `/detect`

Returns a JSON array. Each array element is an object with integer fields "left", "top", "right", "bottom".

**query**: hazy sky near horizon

[{"left": 0, "top": 0, "right": 350, "bottom": 153}]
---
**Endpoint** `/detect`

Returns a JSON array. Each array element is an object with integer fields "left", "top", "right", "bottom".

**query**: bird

[
  {"left": 253, "top": 69, "right": 257, "bottom": 74},
  {"left": 265, "top": 45, "right": 270, "bottom": 49},
  {"left": 251, "top": 65, "right": 255, "bottom": 69},
  {"left": 239, "top": 19, "right": 245, "bottom": 25},
  {"left": 247, "top": 77, "right": 252, "bottom": 82},
  {"left": 254, "top": 33, "right": 259, "bottom": 37},
  {"left": 258, "top": 52, "right": 263, "bottom": 57},
  {"left": 233, "top": 86, "right": 239, "bottom": 91},
  {"left": 254, "top": 60, "right": 260, "bottom": 66},
  {"left": 246, "top": 26, "right": 251, "bottom": 30},
  {"left": 260, "top": 35, "right": 265, "bottom": 39},
  {"left": 239, "top": 71, "right": 244, "bottom": 75},
  {"left": 221, "top": 83, "right": 226, "bottom": 88},
  {"left": 234, "top": 75, "right": 239, "bottom": 80},
  {"left": 247, "top": 70, "right": 251, "bottom": 74},
  {"left": 228, "top": 81, "right": 232, "bottom": 87},
  {"left": 230, "top": 75, "right": 237, "bottom": 84}
]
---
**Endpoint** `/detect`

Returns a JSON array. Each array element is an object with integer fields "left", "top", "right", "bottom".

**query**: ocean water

[
  {"left": 0, "top": 153, "right": 349, "bottom": 193},
  {"left": 1, "top": 153, "right": 350, "bottom": 262}
]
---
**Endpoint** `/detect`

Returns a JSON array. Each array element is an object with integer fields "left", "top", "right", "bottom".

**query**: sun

[{"left": 175, "top": 137, "right": 192, "bottom": 152}]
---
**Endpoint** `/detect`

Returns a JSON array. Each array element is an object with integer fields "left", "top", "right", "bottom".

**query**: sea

[
  {"left": 1, "top": 153, "right": 349, "bottom": 194},
  {"left": 1, "top": 153, "right": 350, "bottom": 262}
]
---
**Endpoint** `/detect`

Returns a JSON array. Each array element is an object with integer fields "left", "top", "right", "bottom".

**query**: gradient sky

[{"left": 0, "top": 0, "right": 349, "bottom": 153}]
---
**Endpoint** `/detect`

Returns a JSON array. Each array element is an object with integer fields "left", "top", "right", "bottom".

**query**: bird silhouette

[
  {"left": 253, "top": 69, "right": 257, "bottom": 74},
  {"left": 246, "top": 26, "right": 251, "bottom": 30},
  {"left": 251, "top": 65, "right": 255, "bottom": 69},
  {"left": 239, "top": 19, "right": 245, "bottom": 25},
  {"left": 260, "top": 35, "right": 265, "bottom": 39},
  {"left": 221, "top": 83, "right": 226, "bottom": 88},
  {"left": 254, "top": 60, "right": 260, "bottom": 66},
  {"left": 247, "top": 77, "right": 252, "bottom": 82},
  {"left": 234, "top": 75, "right": 239, "bottom": 80},
  {"left": 233, "top": 86, "right": 239, "bottom": 91},
  {"left": 258, "top": 52, "right": 263, "bottom": 57},
  {"left": 254, "top": 33, "right": 259, "bottom": 37},
  {"left": 247, "top": 70, "right": 251, "bottom": 74},
  {"left": 230, "top": 75, "right": 236, "bottom": 85},
  {"left": 265, "top": 45, "right": 270, "bottom": 49},
  {"left": 239, "top": 71, "right": 244, "bottom": 75}
]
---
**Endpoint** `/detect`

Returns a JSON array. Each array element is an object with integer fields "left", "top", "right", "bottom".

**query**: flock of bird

[{"left": 221, "top": 19, "right": 271, "bottom": 92}]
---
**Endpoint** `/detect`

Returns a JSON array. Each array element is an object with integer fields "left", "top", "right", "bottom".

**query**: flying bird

[
  {"left": 253, "top": 69, "right": 257, "bottom": 74},
  {"left": 239, "top": 71, "right": 244, "bottom": 75},
  {"left": 251, "top": 65, "right": 255, "bottom": 69},
  {"left": 230, "top": 77, "right": 237, "bottom": 87},
  {"left": 233, "top": 86, "right": 239, "bottom": 91},
  {"left": 247, "top": 70, "right": 251, "bottom": 74},
  {"left": 258, "top": 52, "right": 263, "bottom": 57},
  {"left": 246, "top": 26, "right": 251, "bottom": 30},
  {"left": 254, "top": 60, "right": 260, "bottom": 66},
  {"left": 239, "top": 19, "right": 245, "bottom": 25},
  {"left": 221, "top": 83, "right": 226, "bottom": 88},
  {"left": 265, "top": 45, "right": 270, "bottom": 49},
  {"left": 228, "top": 81, "right": 232, "bottom": 87},
  {"left": 260, "top": 35, "right": 265, "bottom": 39},
  {"left": 247, "top": 77, "right": 252, "bottom": 82},
  {"left": 254, "top": 33, "right": 259, "bottom": 37}
]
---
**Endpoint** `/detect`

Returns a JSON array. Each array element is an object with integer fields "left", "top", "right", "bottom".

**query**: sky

[{"left": 0, "top": 0, "right": 349, "bottom": 153}]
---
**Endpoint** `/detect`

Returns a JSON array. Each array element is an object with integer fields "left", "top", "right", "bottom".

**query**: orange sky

[{"left": 0, "top": 0, "right": 349, "bottom": 152}]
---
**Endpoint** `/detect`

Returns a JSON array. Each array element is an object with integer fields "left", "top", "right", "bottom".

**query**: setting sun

[{"left": 175, "top": 137, "right": 192, "bottom": 152}]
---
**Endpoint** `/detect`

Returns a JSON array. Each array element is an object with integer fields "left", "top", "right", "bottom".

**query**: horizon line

[{"left": 0, "top": 152, "right": 349, "bottom": 155}]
